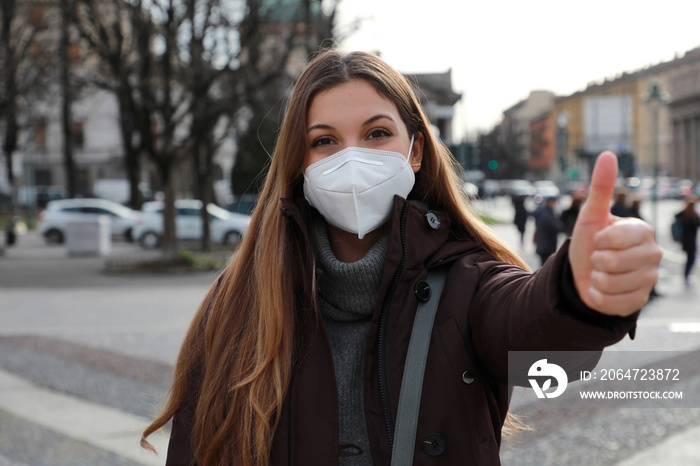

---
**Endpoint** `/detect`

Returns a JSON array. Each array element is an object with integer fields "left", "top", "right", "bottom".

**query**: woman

[
  {"left": 560, "top": 194, "right": 583, "bottom": 236},
  {"left": 512, "top": 194, "right": 529, "bottom": 246},
  {"left": 629, "top": 196, "right": 643, "bottom": 220},
  {"left": 532, "top": 196, "right": 564, "bottom": 266},
  {"left": 141, "top": 50, "right": 661, "bottom": 465},
  {"left": 676, "top": 196, "right": 700, "bottom": 283}
]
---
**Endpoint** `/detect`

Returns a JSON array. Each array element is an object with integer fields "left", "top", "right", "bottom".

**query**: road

[{"left": 0, "top": 196, "right": 698, "bottom": 465}]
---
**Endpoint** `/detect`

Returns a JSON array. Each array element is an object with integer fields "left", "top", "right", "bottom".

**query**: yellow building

[{"left": 552, "top": 63, "right": 674, "bottom": 182}]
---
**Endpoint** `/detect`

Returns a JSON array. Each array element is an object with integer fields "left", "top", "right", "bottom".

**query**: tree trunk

[
  {"left": 160, "top": 167, "right": 178, "bottom": 258},
  {"left": 2, "top": 0, "right": 17, "bottom": 211},
  {"left": 2, "top": 113, "right": 18, "bottom": 212},
  {"left": 61, "top": 0, "right": 76, "bottom": 197},
  {"left": 199, "top": 160, "right": 212, "bottom": 252}
]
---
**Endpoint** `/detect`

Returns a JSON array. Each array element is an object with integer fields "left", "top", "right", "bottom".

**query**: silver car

[
  {"left": 133, "top": 199, "right": 251, "bottom": 249},
  {"left": 39, "top": 198, "right": 138, "bottom": 244}
]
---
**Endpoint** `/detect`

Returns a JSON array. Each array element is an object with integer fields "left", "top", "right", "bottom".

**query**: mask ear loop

[
  {"left": 407, "top": 134, "right": 415, "bottom": 160},
  {"left": 408, "top": 134, "right": 421, "bottom": 168}
]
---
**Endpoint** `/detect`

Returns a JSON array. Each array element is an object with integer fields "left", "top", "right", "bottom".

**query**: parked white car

[
  {"left": 39, "top": 198, "right": 138, "bottom": 244},
  {"left": 532, "top": 180, "right": 561, "bottom": 203},
  {"left": 133, "top": 199, "right": 251, "bottom": 249}
]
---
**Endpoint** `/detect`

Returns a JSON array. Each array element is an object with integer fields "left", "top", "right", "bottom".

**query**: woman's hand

[{"left": 568, "top": 151, "right": 663, "bottom": 316}]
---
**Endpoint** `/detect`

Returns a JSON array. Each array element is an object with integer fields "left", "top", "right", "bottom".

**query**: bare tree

[
  {"left": 230, "top": 0, "right": 344, "bottom": 197},
  {"left": 74, "top": 0, "right": 346, "bottom": 256},
  {"left": 0, "top": 0, "right": 55, "bottom": 211},
  {"left": 74, "top": 0, "right": 193, "bottom": 256},
  {"left": 60, "top": 0, "right": 78, "bottom": 197},
  {"left": 74, "top": 0, "right": 151, "bottom": 210}
]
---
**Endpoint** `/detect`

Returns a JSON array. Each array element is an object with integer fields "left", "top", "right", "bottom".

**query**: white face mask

[{"left": 303, "top": 136, "right": 416, "bottom": 239}]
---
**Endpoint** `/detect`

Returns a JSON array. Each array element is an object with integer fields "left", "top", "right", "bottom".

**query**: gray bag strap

[{"left": 391, "top": 266, "right": 449, "bottom": 466}]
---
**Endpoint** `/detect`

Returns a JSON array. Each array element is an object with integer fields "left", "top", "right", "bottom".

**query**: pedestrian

[
  {"left": 628, "top": 196, "right": 644, "bottom": 220},
  {"left": 512, "top": 194, "right": 529, "bottom": 246},
  {"left": 4, "top": 216, "right": 17, "bottom": 247},
  {"left": 141, "top": 50, "right": 661, "bottom": 466},
  {"left": 610, "top": 191, "right": 631, "bottom": 217},
  {"left": 560, "top": 194, "right": 584, "bottom": 236},
  {"left": 533, "top": 196, "right": 565, "bottom": 266},
  {"left": 675, "top": 196, "right": 700, "bottom": 284}
]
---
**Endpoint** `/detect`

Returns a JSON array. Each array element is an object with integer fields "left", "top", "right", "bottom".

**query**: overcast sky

[{"left": 335, "top": 0, "right": 700, "bottom": 141}]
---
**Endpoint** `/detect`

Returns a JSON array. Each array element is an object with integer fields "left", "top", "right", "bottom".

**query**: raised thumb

[{"left": 579, "top": 151, "right": 618, "bottom": 222}]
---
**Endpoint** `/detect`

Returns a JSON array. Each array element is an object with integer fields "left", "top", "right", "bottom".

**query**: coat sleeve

[{"left": 468, "top": 239, "right": 638, "bottom": 383}]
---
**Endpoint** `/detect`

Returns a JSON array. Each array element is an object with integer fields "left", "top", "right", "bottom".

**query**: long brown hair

[{"left": 141, "top": 49, "right": 529, "bottom": 465}]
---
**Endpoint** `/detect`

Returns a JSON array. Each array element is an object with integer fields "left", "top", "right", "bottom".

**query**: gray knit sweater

[{"left": 312, "top": 220, "right": 389, "bottom": 466}]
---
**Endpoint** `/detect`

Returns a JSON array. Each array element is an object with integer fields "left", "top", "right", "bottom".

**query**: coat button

[
  {"left": 423, "top": 433, "right": 446, "bottom": 456},
  {"left": 461, "top": 370, "right": 476, "bottom": 384},
  {"left": 425, "top": 211, "right": 441, "bottom": 230},
  {"left": 414, "top": 281, "right": 431, "bottom": 302}
]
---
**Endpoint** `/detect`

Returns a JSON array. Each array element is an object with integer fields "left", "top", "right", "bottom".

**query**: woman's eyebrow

[
  {"left": 307, "top": 123, "right": 334, "bottom": 132},
  {"left": 363, "top": 114, "right": 395, "bottom": 126},
  {"left": 307, "top": 114, "right": 396, "bottom": 133}
]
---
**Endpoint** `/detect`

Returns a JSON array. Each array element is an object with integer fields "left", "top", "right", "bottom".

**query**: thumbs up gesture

[{"left": 569, "top": 152, "right": 662, "bottom": 316}]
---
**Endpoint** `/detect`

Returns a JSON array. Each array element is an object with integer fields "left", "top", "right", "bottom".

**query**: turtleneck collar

[{"left": 311, "top": 218, "right": 390, "bottom": 323}]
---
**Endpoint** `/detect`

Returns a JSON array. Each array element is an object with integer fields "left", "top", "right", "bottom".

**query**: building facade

[
  {"left": 550, "top": 48, "right": 700, "bottom": 183},
  {"left": 501, "top": 90, "right": 555, "bottom": 178},
  {"left": 493, "top": 46, "right": 700, "bottom": 184},
  {"left": 529, "top": 111, "right": 555, "bottom": 176},
  {"left": 552, "top": 69, "right": 672, "bottom": 181},
  {"left": 668, "top": 48, "right": 700, "bottom": 183}
]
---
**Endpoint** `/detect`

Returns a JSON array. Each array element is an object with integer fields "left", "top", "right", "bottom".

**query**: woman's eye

[
  {"left": 368, "top": 129, "right": 391, "bottom": 140},
  {"left": 311, "top": 137, "right": 334, "bottom": 148}
]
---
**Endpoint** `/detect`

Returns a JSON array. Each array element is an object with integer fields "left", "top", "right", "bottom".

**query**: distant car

[
  {"left": 479, "top": 179, "right": 500, "bottom": 198},
  {"left": 562, "top": 180, "right": 588, "bottom": 197},
  {"left": 38, "top": 198, "right": 138, "bottom": 244},
  {"left": 506, "top": 179, "right": 537, "bottom": 198},
  {"left": 533, "top": 180, "right": 560, "bottom": 203},
  {"left": 667, "top": 179, "right": 694, "bottom": 199},
  {"left": 636, "top": 177, "right": 672, "bottom": 199},
  {"left": 133, "top": 199, "right": 251, "bottom": 249}
]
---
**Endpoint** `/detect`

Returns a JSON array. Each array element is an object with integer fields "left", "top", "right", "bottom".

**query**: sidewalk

[
  {"left": 615, "top": 425, "right": 700, "bottom": 466},
  {"left": 0, "top": 368, "right": 168, "bottom": 466},
  {"left": 0, "top": 231, "right": 210, "bottom": 465}
]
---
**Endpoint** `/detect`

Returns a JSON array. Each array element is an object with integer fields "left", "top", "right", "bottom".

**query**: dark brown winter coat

[{"left": 165, "top": 196, "right": 638, "bottom": 465}]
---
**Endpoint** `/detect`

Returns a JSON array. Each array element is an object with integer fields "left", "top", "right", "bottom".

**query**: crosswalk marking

[{"left": 0, "top": 369, "right": 168, "bottom": 466}]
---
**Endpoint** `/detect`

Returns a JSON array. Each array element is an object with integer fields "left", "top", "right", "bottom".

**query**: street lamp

[
  {"left": 556, "top": 112, "right": 569, "bottom": 184},
  {"left": 644, "top": 82, "right": 670, "bottom": 232}
]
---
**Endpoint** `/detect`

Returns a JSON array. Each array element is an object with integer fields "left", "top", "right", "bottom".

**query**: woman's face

[{"left": 304, "top": 79, "right": 423, "bottom": 171}]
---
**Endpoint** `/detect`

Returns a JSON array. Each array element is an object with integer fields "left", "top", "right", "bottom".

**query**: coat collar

[{"left": 280, "top": 195, "right": 483, "bottom": 272}]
